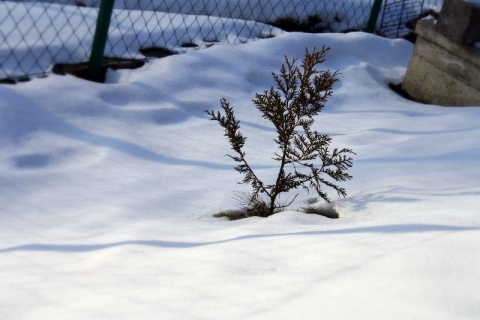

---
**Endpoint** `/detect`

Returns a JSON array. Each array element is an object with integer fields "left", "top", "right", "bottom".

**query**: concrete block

[
  {"left": 403, "top": 50, "right": 480, "bottom": 105},
  {"left": 436, "top": 0, "right": 480, "bottom": 45},
  {"left": 402, "top": 20, "right": 480, "bottom": 106}
]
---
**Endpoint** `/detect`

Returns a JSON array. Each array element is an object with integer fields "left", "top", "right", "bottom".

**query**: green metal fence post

[
  {"left": 89, "top": 0, "right": 115, "bottom": 81},
  {"left": 365, "top": 0, "right": 384, "bottom": 33}
]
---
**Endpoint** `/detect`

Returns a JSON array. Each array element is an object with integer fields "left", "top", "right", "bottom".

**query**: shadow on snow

[{"left": 1, "top": 224, "right": 479, "bottom": 253}]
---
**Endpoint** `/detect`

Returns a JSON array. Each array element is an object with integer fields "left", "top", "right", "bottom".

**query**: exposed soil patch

[
  {"left": 301, "top": 206, "right": 339, "bottom": 219},
  {"left": 389, "top": 82, "right": 418, "bottom": 102},
  {"left": 181, "top": 42, "right": 200, "bottom": 48},
  {"left": 52, "top": 57, "right": 145, "bottom": 82},
  {"left": 139, "top": 47, "right": 177, "bottom": 58},
  {"left": 0, "top": 76, "right": 30, "bottom": 85},
  {"left": 213, "top": 208, "right": 339, "bottom": 220},
  {"left": 213, "top": 204, "right": 340, "bottom": 221},
  {"left": 213, "top": 210, "right": 260, "bottom": 221},
  {"left": 269, "top": 16, "right": 328, "bottom": 33}
]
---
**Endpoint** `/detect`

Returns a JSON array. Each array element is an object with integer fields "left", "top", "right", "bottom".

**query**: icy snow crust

[{"left": 1, "top": 32, "right": 479, "bottom": 319}]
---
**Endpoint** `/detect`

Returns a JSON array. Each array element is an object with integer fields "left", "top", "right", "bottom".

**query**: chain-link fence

[
  {"left": 378, "top": 0, "right": 441, "bottom": 38},
  {"left": 1, "top": 0, "right": 442, "bottom": 82}
]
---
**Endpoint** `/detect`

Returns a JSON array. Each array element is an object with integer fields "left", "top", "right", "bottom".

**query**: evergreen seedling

[{"left": 206, "top": 47, "right": 354, "bottom": 218}]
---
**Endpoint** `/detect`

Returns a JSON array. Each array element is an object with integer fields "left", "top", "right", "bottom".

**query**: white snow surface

[{"left": 1, "top": 32, "right": 480, "bottom": 319}]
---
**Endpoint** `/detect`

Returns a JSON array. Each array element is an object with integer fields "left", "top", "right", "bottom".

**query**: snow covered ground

[
  {"left": 1, "top": 11, "right": 479, "bottom": 320},
  {"left": 1, "top": 0, "right": 444, "bottom": 79}
]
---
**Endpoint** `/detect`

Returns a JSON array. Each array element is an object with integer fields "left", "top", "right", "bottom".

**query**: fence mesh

[
  {"left": 378, "top": 0, "right": 440, "bottom": 38},
  {"left": 1, "top": 0, "right": 442, "bottom": 82}
]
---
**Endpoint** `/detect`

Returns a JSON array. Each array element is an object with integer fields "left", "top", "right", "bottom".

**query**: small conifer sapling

[{"left": 206, "top": 47, "right": 355, "bottom": 218}]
